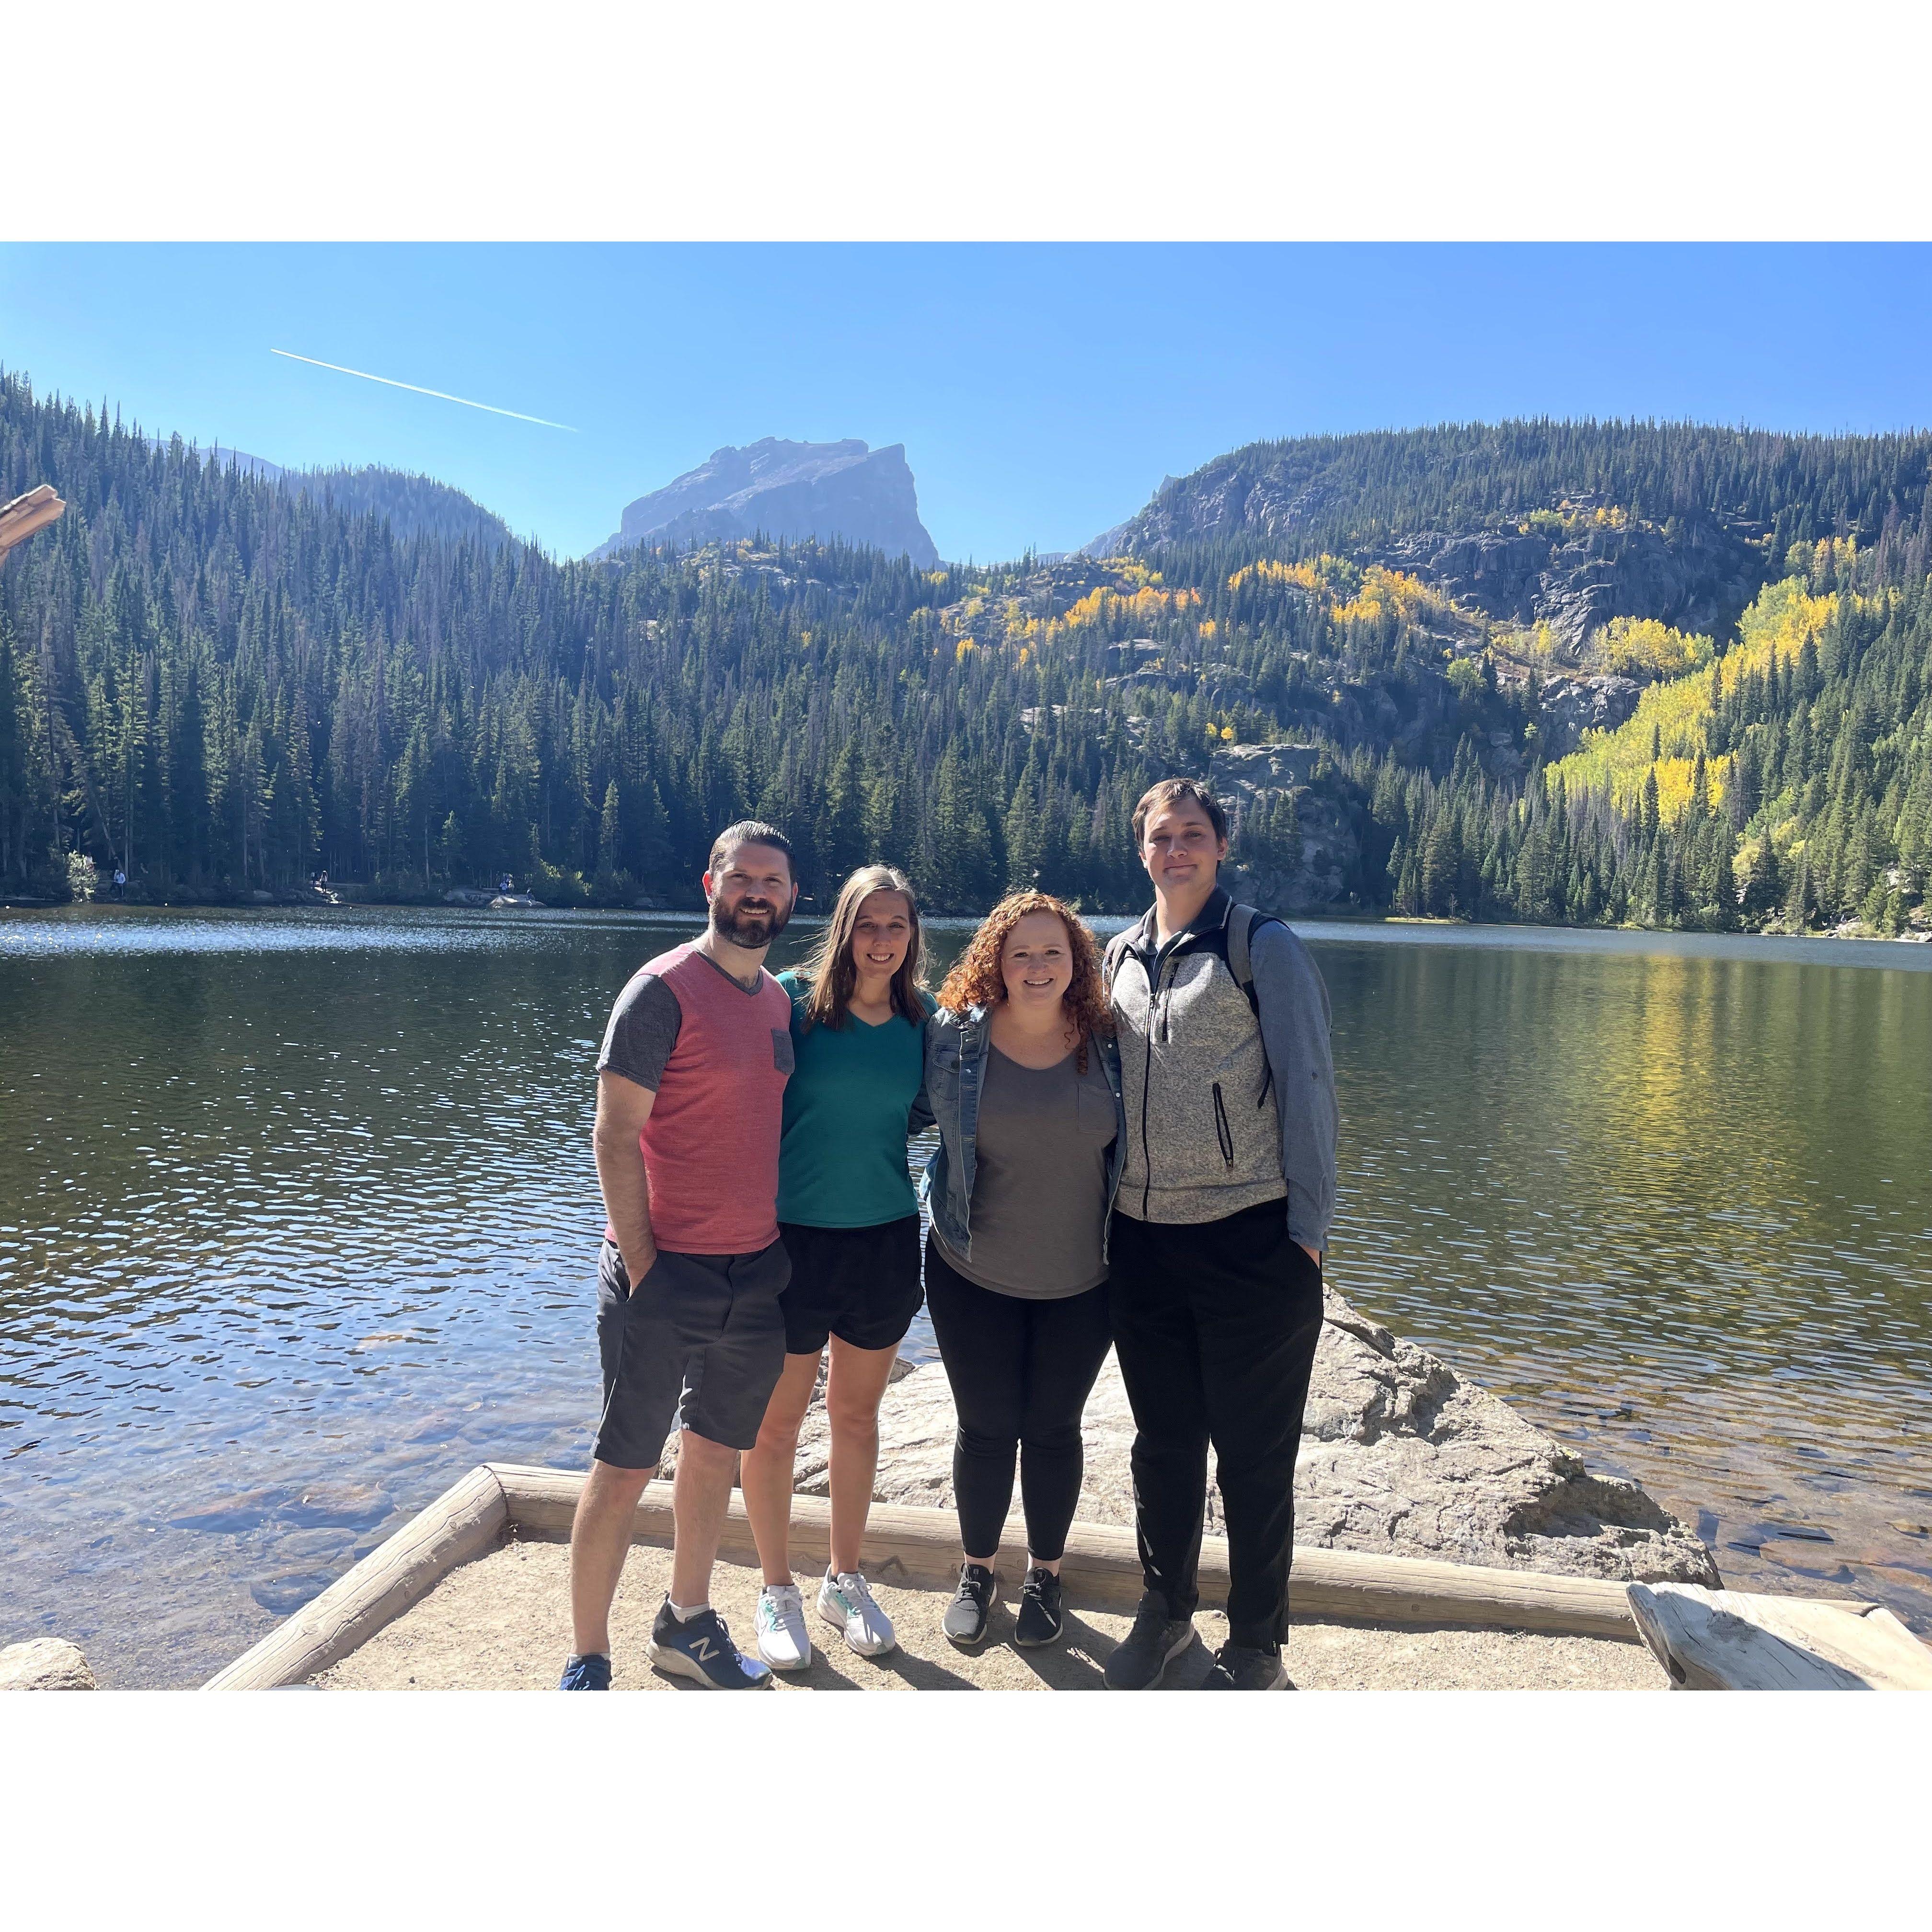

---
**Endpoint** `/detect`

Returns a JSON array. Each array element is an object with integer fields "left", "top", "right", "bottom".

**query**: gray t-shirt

[{"left": 932, "top": 1043, "right": 1117, "bottom": 1299}]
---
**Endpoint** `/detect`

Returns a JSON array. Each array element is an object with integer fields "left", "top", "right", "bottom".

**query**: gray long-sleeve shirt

[{"left": 1106, "top": 888, "right": 1337, "bottom": 1248}]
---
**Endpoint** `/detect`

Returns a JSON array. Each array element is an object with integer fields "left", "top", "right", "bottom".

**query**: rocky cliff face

[
  {"left": 1372, "top": 521, "right": 1766, "bottom": 653},
  {"left": 1533, "top": 673, "right": 1644, "bottom": 755},
  {"left": 1087, "top": 434, "right": 1773, "bottom": 655},
  {"left": 787, "top": 1288, "right": 1720, "bottom": 1587},
  {"left": 591, "top": 437, "right": 939, "bottom": 567},
  {"left": 1211, "top": 742, "right": 1361, "bottom": 913}
]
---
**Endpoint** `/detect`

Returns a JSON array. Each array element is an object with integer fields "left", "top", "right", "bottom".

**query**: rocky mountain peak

[{"left": 591, "top": 437, "right": 938, "bottom": 567}]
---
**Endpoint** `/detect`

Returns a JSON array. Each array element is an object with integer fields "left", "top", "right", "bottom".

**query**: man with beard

[{"left": 561, "top": 822, "right": 801, "bottom": 1690}]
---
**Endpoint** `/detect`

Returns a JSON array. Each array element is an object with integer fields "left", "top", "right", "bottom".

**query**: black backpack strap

[
  {"left": 1224, "top": 901, "right": 1285, "bottom": 1104},
  {"left": 1102, "top": 926, "right": 1137, "bottom": 992},
  {"left": 1223, "top": 900, "right": 1284, "bottom": 1015}
]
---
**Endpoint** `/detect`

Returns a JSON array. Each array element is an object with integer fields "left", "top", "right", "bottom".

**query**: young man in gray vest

[{"left": 1101, "top": 777, "right": 1337, "bottom": 1690}]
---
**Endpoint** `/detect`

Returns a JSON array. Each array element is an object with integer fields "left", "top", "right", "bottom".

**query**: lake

[{"left": 2, "top": 904, "right": 1929, "bottom": 1685}]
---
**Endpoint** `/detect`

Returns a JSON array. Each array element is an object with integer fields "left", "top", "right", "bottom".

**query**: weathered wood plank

[
  {"left": 488, "top": 1462, "right": 1649, "bottom": 1640},
  {"left": 0, "top": 485, "right": 64, "bottom": 556},
  {"left": 202, "top": 1465, "right": 508, "bottom": 1690},
  {"left": 1628, "top": 1582, "right": 1932, "bottom": 1690}
]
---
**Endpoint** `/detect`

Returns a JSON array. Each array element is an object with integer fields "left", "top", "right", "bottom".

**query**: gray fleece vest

[{"left": 1108, "top": 907, "right": 1288, "bottom": 1225}]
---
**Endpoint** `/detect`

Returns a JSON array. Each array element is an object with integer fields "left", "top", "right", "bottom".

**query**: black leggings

[{"left": 923, "top": 1239, "right": 1114, "bottom": 1564}]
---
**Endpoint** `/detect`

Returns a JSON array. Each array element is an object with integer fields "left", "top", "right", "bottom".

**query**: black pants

[
  {"left": 1107, "top": 1200, "right": 1323, "bottom": 1650},
  {"left": 923, "top": 1240, "right": 1114, "bottom": 1564}
]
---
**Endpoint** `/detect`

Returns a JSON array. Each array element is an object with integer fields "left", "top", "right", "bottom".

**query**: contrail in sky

[{"left": 270, "top": 349, "right": 578, "bottom": 431}]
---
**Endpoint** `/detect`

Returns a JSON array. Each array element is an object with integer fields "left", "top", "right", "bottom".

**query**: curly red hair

[{"left": 937, "top": 892, "right": 1114, "bottom": 1065}]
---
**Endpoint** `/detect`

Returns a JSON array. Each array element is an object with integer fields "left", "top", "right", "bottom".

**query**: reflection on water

[{"left": 2, "top": 905, "right": 1928, "bottom": 1684}]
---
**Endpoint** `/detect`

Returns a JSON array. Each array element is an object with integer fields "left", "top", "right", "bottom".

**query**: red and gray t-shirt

[{"left": 596, "top": 941, "right": 795, "bottom": 1254}]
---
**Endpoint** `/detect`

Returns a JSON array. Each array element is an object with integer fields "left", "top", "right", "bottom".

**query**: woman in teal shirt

[{"left": 741, "top": 863, "right": 932, "bottom": 1672}]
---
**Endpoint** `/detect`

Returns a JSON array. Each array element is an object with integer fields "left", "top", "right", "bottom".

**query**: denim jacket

[{"left": 913, "top": 1004, "right": 1128, "bottom": 1264}]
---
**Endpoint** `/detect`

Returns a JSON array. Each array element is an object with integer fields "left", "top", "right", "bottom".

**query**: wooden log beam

[
  {"left": 489, "top": 1462, "right": 1653, "bottom": 1642},
  {"left": 0, "top": 484, "right": 65, "bottom": 558},
  {"left": 202, "top": 1465, "right": 508, "bottom": 1690},
  {"left": 1628, "top": 1582, "right": 1932, "bottom": 1691},
  {"left": 206, "top": 1461, "right": 1910, "bottom": 1690}
]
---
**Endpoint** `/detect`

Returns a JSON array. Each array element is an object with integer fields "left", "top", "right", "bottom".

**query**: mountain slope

[
  {"left": 1091, "top": 419, "right": 1932, "bottom": 645},
  {"left": 296, "top": 465, "right": 516, "bottom": 547},
  {"left": 148, "top": 437, "right": 516, "bottom": 548},
  {"left": 590, "top": 437, "right": 938, "bottom": 567}
]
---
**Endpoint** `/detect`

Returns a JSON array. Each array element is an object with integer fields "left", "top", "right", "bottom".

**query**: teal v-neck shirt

[{"left": 774, "top": 971, "right": 930, "bottom": 1229}]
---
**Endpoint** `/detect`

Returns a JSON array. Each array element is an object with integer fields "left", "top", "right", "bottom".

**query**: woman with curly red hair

[{"left": 918, "top": 891, "right": 1126, "bottom": 1650}]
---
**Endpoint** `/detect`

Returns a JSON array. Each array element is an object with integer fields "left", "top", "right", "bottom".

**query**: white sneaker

[
  {"left": 817, "top": 1568, "right": 897, "bottom": 1658},
  {"left": 753, "top": 1582, "right": 812, "bottom": 1671}
]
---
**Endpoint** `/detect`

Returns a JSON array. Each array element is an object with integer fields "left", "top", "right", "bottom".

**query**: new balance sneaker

[
  {"left": 644, "top": 1599, "right": 772, "bottom": 1690},
  {"left": 1202, "top": 1642, "right": 1291, "bottom": 1690},
  {"left": 1103, "top": 1591, "right": 1196, "bottom": 1689},
  {"left": 754, "top": 1582, "right": 813, "bottom": 1671},
  {"left": 557, "top": 1652, "right": 612, "bottom": 1690},
  {"left": 1013, "top": 1567, "right": 1064, "bottom": 1648},
  {"left": 942, "top": 1562, "right": 998, "bottom": 1647},
  {"left": 817, "top": 1569, "right": 897, "bottom": 1658}
]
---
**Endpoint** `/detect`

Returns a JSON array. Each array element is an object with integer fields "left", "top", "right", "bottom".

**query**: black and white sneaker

[
  {"left": 1103, "top": 1591, "right": 1196, "bottom": 1690},
  {"left": 1013, "top": 1567, "right": 1064, "bottom": 1648},
  {"left": 942, "top": 1562, "right": 997, "bottom": 1647},
  {"left": 644, "top": 1599, "right": 773, "bottom": 1690},
  {"left": 1202, "top": 1641, "right": 1291, "bottom": 1690}
]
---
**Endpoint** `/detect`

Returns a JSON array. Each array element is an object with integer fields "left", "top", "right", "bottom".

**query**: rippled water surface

[{"left": 2, "top": 904, "right": 1928, "bottom": 1683}]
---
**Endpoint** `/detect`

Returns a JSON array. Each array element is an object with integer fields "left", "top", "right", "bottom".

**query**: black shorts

[
  {"left": 593, "top": 1238, "right": 790, "bottom": 1466},
  {"left": 776, "top": 1216, "right": 924, "bottom": 1356}
]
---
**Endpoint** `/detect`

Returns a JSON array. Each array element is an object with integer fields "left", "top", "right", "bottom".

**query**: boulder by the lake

[
  {"left": 0, "top": 1638, "right": 97, "bottom": 1690},
  {"left": 789, "top": 1288, "right": 1719, "bottom": 1587}
]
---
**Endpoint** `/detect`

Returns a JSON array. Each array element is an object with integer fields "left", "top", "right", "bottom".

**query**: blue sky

[{"left": 3, "top": 244, "right": 1929, "bottom": 563}]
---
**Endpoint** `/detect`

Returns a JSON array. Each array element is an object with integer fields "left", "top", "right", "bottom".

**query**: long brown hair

[
  {"left": 936, "top": 891, "right": 1113, "bottom": 1069},
  {"left": 797, "top": 866, "right": 927, "bottom": 1031}
]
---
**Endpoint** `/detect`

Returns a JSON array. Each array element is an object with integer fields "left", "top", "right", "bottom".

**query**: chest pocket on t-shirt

[{"left": 771, "top": 1028, "right": 795, "bottom": 1076}]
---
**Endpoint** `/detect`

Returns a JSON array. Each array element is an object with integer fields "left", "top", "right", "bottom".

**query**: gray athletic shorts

[{"left": 593, "top": 1237, "right": 791, "bottom": 1466}]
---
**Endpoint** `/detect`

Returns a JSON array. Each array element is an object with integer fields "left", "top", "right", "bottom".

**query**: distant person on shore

[
  {"left": 739, "top": 865, "right": 932, "bottom": 1671},
  {"left": 1100, "top": 778, "right": 1336, "bottom": 1691},
  {"left": 920, "top": 892, "right": 1125, "bottom": 1651},
  {"left": 560, "top": 821, "right": 800, "bottom": 1691}
]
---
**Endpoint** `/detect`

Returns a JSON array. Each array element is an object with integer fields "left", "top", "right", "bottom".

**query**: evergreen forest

[{"left": 3, "top": 374, "right": 1928, "bottom": 936}]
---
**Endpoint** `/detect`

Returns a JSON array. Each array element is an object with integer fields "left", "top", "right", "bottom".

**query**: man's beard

[{"left": 710, "top": 895, "right": 790, "bottom": 948}]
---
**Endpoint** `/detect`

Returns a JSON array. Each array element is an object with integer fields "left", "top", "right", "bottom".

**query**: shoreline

[{"left": 5, "top": 894, "right": 1928, "bottom": 947}]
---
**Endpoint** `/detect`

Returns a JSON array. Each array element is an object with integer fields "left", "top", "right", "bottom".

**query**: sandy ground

[{"left": 315, "top": 1533, "right": 1666, "bottom": 1691}]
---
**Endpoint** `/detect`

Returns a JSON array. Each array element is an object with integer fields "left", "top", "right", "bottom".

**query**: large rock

[
  {"left": 793, "top": 1288, "right": 1718, "bottom": 1586},
  {"left": 591, "top": 438, "right": 939, "bottom": 567},
  {"left": 1534, "top": 673, "right": 1643, "bottom": 755},
  {"left": 0, "top": 1638, "right": 97, "bottom": 1690},
  {"left": 1211, "top": 741, "right": 1359, "bottom": 913}
]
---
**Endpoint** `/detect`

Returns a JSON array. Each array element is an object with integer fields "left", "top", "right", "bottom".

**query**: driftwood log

[
  {"left": 492, "top": 1462, "right": 1649, "bottom": 1639},
  {"left": 1627, "top": 1582, "right": 1932, "bottom": 1691},
  {"left": 203, "top": 1465, "right": 508, "bottom": 1690},
  {"left": 0, "top": 484, "right": 65, "bottom": 561}
]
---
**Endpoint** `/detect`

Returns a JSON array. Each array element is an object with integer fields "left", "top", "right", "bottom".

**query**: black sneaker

[
  {"left": 1103, "top": 1591, "right": 1196, "bottom": 1690},
  {"left": 1202, "top": 1641, "right": 1291, "bottom": 1690},
  {"left": 1013, "top": 1567, "right": 1064, "bottom": 1648},
  {"left": 644, "top": 1599, "right": 772, "bottom": 1690},
  {"left": 557, "top": 1652, "right": 611, "bottom": 1690},
  {"left": 942, "top": 1562, "right": 997, "bottom": 1647}
]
